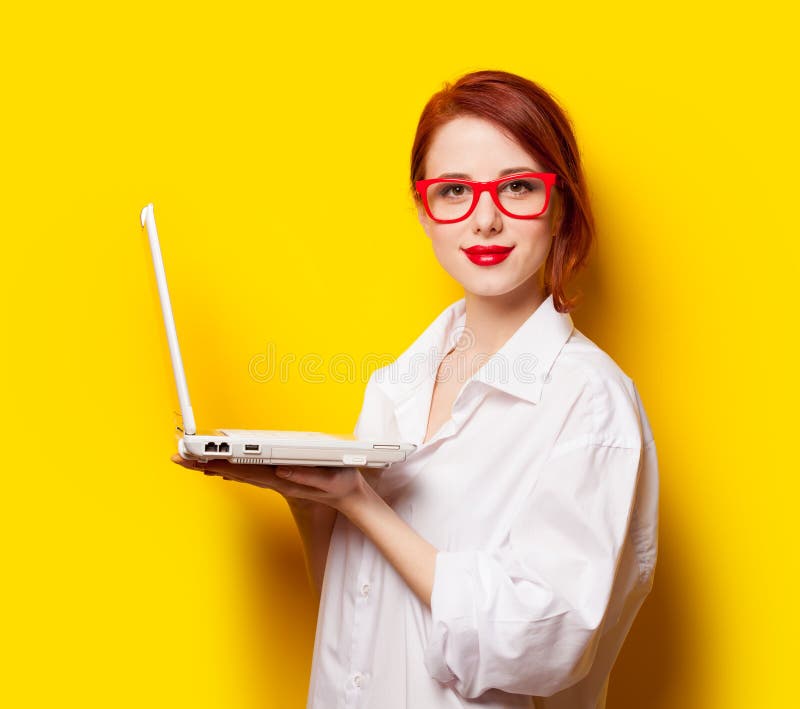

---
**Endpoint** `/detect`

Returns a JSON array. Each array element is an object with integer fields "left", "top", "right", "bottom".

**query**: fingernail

[{"left": 276, "top": 467, "right": 291, "bottom": 477}]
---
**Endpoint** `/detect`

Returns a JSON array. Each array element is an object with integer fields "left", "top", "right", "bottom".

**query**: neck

[{"left": 458, "top": 274, "right": 547, "bottom": 356}]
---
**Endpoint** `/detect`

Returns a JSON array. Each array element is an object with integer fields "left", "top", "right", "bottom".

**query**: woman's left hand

[{"left": 170, "top": 454, "right": 367, "bottom": 513}]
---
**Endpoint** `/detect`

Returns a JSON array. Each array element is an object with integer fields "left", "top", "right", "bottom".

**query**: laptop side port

[
  {"left": 218, "top": 442, "right": 230, "bottom": 453},
  {"left": 243, "top": 444, "right": 261, "bottom": 455},
  {"left": 205, "top": 442, "right": 219, "bottom": 453}
]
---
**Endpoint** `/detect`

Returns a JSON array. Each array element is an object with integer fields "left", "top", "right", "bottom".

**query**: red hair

[{"left": 410, "top": 70, "right": 595, "bottom": 313}]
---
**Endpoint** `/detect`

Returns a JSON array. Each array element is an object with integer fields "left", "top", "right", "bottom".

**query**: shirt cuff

[{"left": 423, "top": 550, "right": 479, "bottom": 685}]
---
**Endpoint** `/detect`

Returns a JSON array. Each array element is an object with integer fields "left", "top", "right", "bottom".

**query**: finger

[
  {"left": 212, "top": 465, "right": 278, "bottom": 490},
  {"left": 170, "top": 455, "right": 223, "bottom": 477},
  {"left": 199, "top": 467, "right": 324, "bottom": 502},
  {"left": 206, "top": 466, "right": 274, "bottom": 486},
  {"left": 218, "top": 468, "right": 301, "bottom": 493},
  {"left": 172, "top": 456, "right": 293, "bottom": 487},
  {"left": 275, "top": 465, "right": 339, "bottom": 489},
  {"left": 262, "top": 475, "right": 322, "bottom": 500},
  {"left": 171, "top": 454, "right": 196, "bottom": 467},
  {"left": 171, "top": 454, "right": 206, "bottom": 468}
]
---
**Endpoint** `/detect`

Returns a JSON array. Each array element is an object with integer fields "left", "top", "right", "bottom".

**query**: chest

[
  {"left": 379, "top": 374, "right": 577, "bottom": 543},
  {"left": 423, "top": 353, "right": 465, "bottom": 445}
]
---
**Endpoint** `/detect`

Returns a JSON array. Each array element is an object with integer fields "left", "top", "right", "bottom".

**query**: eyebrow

[{"left": 435, "top": 166, "right": 540, "bottom": 179}]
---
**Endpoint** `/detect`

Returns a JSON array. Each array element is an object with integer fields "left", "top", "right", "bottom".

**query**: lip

[
  {"left": 461, "top": 244, "right": 515, "bottom": 266},
  {"left": 462, "top": 244, "right": 515, "bottom": 254}
]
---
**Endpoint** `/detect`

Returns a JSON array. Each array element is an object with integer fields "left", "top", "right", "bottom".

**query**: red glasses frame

[{"left": 415, "top": 172, "right": 559, "bottom": 224}]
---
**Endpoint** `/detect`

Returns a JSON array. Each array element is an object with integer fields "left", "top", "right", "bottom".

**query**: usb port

[{"left": 243, "top": 444, "right": 261, "bottom": 454}]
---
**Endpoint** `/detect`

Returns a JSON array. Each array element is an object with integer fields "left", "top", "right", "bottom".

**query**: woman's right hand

[
  {"left": 169, "top": 454, "right": 360, "bottom": 513},
  {"left": 171, "top": 453, "right": 296, "bottom": 495}
]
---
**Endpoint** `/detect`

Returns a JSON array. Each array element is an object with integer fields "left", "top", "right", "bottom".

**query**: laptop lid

[{"left": 140, "top": 203, "right": 197, "bottom": 435}]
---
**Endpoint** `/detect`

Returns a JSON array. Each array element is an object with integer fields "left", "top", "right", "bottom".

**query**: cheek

[
  {"left": 528, "top": 229, "right": 553, "bottom": 258},
  {"left": 429, "top": 229, "right": 464, "bottom": 262},
  {"left": 430, "top": 238, "right": 453, "bottom": 265},
  {"left": 427, "top": 224, "right": 455, "bottom": 251},
  {"left": 509, "top": 227, "right": 554, "bottom": 272},
  {"left": 427, "top": 229, "right": 469, "bottom": 275}
]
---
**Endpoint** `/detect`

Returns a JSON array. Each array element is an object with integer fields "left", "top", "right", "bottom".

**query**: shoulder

[{"left": 544, "top": 328, "right": 655, "bottom": 453}]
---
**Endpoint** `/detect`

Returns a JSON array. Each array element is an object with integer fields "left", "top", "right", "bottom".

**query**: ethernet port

[
  {"left": 218, "top": 442, "right": 230, "bottom": 453},
  {"left": 204, "top": 441, "right": 219, "bottom": 453}
]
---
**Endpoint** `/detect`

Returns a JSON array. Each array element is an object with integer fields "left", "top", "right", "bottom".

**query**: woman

[{"left": 173, "top": 69, "right": 659, "bottom": 708}]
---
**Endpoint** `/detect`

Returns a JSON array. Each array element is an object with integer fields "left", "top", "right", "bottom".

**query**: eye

[
  {"left": 500, "top": 177, "right": 543, "bottom": 197},
  {"left": 437, "top": 183, "right": 472, "bottom": 199},
  {"left": 504, "top": 179, "right": 532, "bottom": 193}
]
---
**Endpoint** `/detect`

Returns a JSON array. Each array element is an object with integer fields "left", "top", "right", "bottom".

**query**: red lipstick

[{"left": 461, "top": 244, "right": 515, "bottom": 266}]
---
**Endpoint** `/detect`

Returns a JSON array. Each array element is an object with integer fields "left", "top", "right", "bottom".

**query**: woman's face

[{"left": 416, "top": 115, "right": 557, "bottom": 299}]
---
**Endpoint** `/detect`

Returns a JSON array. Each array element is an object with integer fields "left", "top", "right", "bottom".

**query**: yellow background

[{"left": 2, "top": 1, "right": 796, "bottom": 707}]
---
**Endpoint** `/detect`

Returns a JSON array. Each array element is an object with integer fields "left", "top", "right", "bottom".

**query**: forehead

[{"left": 424, "top": 115, "right": 542, "bottom": 176}]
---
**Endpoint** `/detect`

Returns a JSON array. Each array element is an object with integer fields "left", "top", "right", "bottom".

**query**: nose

[{"left": 471, "top": 189, "right": 502, "bottom": 235}]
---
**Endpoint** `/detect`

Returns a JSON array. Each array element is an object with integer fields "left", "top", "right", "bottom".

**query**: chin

[
  {"left": 450, "top": 262, "right": 543, "bottom": 297},
  {"left": 437, "top": 251, "right": 543, "bottom": 296},
  {"left": 466, "top": 285, "right": 521, "bottom": 298},
  {"left": 458, "top": 275, "right": 527, "bottom": 298}
]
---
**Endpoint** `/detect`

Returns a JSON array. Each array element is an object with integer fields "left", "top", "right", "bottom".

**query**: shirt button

[
  {"left": 352, "top": 672, "right": 363, "bottom": 688},
  {"left": 360, "top": 582, "right": 371, "bottom": 597}
]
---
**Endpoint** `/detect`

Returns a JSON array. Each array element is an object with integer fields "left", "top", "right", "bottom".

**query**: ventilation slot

[{"left": 231, "top": 457, "right": 266, "bottom": 464}]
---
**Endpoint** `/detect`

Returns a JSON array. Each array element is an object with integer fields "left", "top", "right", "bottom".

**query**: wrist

[{"left": 337, "top": 472, "right": 379, "bottom": 521}]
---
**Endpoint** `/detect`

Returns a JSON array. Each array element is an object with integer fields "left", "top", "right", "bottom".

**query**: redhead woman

[{"left": 173, "top": 69, "right": 659, "bottom": 709}]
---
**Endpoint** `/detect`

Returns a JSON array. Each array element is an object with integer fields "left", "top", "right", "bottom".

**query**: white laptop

[{"left": 141, "top": 203, "right": 416, "bottom": 468}]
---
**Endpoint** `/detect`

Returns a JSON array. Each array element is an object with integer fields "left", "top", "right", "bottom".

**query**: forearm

[
  {"left": 339, "top": 478, "right": 437, "bottom": 609},
  {"left": 288, "top": 499, "right": 338, "bottom": 600}
]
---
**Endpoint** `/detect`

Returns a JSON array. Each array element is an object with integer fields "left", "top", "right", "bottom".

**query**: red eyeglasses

[{"left": 415, "top": 172, "right": 558, "bottom": 224}]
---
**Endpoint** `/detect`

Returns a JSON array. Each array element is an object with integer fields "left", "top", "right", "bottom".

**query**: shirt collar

[{"left": 373, "top": 293, "right": 574, "bottom": 407}]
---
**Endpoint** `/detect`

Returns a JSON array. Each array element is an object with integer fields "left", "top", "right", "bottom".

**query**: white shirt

[{"left": 307, "top": 293, "right": 659, "bottom": 709}]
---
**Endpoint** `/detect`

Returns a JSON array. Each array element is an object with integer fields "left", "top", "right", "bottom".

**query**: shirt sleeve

[{"left": 423, "top": 439, "right": 646, "bottom": 699}]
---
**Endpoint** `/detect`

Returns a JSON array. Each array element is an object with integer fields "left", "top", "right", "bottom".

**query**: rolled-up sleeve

[{"left": 423, "top": 440, "right": 645, "bottom": 699}]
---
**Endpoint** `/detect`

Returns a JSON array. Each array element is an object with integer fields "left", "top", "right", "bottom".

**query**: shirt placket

[
  {"left": 341, "top": 384, "right": 489, "bottom": 708},
  {"left": 343, "top": 530, "right": 379, "bottom": 707}
]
